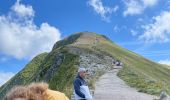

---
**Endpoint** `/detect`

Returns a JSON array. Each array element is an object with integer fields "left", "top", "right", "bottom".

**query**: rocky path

[{"left": 93, "top": 67, "right": 158, "bottom": 100}]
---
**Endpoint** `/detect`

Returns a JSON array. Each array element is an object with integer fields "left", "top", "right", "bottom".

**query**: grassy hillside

[
  {"left": 70, "top": 33, "right": 170, "bottom": 95},
  {"left": 86, "top": 34, "right": 170, "bottom": 95},
  {"left": 49, "top": 51, "right": 78, "bottom": 98},
  {"left": 161, "top": 64, "right": 170, "bottom": 69},
  {"left": 35, "top": 47, "right": 79, "bottom": 98},
  {"left": 0, "top": 52, "right": 48, "bottom": 99},
  {"left": 0, "top": 48, "right": 79, "bottom": 99},
  {"left": 1, "top": 32, "right": 170, "bottom": 99}
]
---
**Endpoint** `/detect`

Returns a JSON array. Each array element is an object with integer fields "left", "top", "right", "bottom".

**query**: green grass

[
  {"left": 117, "top": 65, "right": 164, "bottom": 95},
  {"left": 0, "top": 48, "right": 79, "bottom": 99},
  {"left": 1, "top": 32, "right": 170, "bottom": 99},
  {"left": 0, "top": 52, "right": 48, "bottom": 99},
  {"left": 20, "top": 52, "right": 49, "bottom": 83},
  {"left": 161, "top": 64, "right": 170, "bottom": 69},
  {"left": 49, "top": 52, "right": 79, "bottom": 98},
  {"left": 71, "top": 33, "right": 170, "bottom": 95},
  {"left": 93, "top": 35, "right": 170, "bottom": 95}
]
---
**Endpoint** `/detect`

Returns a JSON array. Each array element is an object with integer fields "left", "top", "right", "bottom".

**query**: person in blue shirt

[{"left": 73, "top": 67, "right": 93, "bottom": 100}]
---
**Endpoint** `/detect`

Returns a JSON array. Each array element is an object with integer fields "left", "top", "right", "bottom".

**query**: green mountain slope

[
  {"left": 0, "top": 52, "right": 48, "bottom": 98},
  {"left": 0, "top": 32, "right": 170, "bottom": 99}
]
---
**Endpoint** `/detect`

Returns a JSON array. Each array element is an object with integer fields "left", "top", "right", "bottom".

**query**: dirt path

[{"left": 93, "top": 68, "right": 158, "bottom": 100}]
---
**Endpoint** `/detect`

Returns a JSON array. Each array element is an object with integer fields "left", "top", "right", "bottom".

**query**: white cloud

[
  {"left": 124, "top": 0, "right": 143, "bottom": 16},
  {"left": 113, "top": 25, "right": 120, "bottom": 32},
  {"left": 11, "top": 0, "right": 34, "bottom": 17},
  {"left": 0, "top": 0, "right": 61, "bottom": 59},
  {"left": 159, "top": 59, "right": 170, "bottom": 66},
  {"left": 113, "top": 5, "right": 119, "bottom": 12},
  {"left": 123, "top": 0, "right": 158, "bottom": 16},
  {"left": 87, "top": 0, "right": 114, "bottom": 22},
  {"left": 139, "top": 11, "right": 170, "bottom": 43},
  {"left": 0, "top": 57, "right": 8, "bottom": 63},
  {"left": 0, "top": 72, "right": 14, "bottom": 86},
  {"left": 131, "top": 29, "right": 138, "bottom": 36},
  {"left": 143, "top": 0, "right": 158, "bottom": 7}
]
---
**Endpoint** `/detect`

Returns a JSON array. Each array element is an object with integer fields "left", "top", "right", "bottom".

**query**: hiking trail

[{"left": 93, "top": 66, "right": 158, "bottom": 100}]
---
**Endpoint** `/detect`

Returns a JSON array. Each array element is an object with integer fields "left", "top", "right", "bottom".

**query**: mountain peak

[
  {"left": 1, "top": 32, "right": 170, "bottom": 99},
  {"left": 52, "top": 32, "right": 110, "bottom": 50}
]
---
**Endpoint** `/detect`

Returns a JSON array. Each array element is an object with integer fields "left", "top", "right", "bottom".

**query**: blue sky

[{"left": 0, "top": 0, "right": 170, "bottom": 85}]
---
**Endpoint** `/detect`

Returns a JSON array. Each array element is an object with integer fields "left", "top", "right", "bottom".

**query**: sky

[{"left": 0, "top": 0, "right": 170, "bottom": 86}]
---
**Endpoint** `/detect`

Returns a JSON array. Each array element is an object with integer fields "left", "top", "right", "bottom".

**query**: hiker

[
  {"left": 73, "top": 67, "right": 93, "bottom": 100},
  {"left": 3, "top": 86, "right": 36, "bottom": 100},
  {"left": 27, "top": 82, "right": 69, "bottom": 100},
  {"left": 4, "top": 82, "right": 69, "bottom": 100}
]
